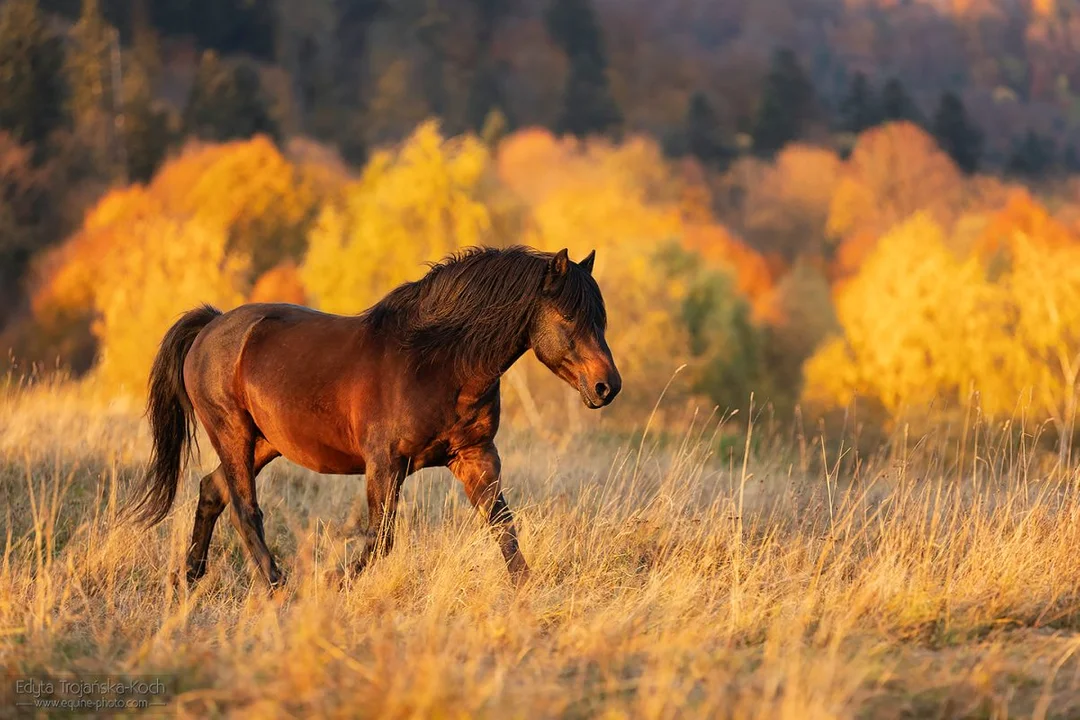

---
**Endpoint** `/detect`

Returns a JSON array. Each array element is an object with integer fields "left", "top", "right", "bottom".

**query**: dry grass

[{"left": 3, "top": 382, "right": 1080, "bottom": 718}]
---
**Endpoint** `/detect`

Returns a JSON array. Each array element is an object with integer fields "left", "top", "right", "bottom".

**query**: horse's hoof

[
  {"left": 170, "top": 569, "right": 200, "bottom": 591},
  {"left": 349, "top": 552, "right": 375, "bottom": 577},
  {"left": 510, "top": 564, "right": 532, "bottom": 590},
  {"left": 267, "top": 573, "right": 287, "bottom": 594}
]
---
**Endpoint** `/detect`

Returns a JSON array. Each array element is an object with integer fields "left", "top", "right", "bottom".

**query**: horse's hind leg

[
  {"left": 205, "top": 416, "right": 284, "bottom": 589},
  {"left": 185, "top": 466, "right": 227, "bottom": 583},
  {"left": 185, "top": 440, "right": 280, "bottom": 584}
]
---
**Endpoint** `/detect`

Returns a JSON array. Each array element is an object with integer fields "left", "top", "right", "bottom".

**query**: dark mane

[{"left": 365, "top": 246, "right": 606, "bottom": 377}]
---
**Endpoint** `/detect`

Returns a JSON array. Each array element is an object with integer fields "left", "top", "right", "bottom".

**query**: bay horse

[{"left": 130, "top": 246, "right": 621, "bottom": 588}]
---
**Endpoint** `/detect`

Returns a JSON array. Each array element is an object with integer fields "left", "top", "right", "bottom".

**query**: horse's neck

[{"left": 464, "top": 335, "right": 530, "bottom": 387}]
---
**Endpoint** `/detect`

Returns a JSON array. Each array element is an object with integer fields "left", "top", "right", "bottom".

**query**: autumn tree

[
  {"left": 30, "top": 133, "right": 336, "bottom": 385},
  {"left": 807, "top": 198, "right": 1080, "bottom": 451},
  {"left": 827, "top": 122, "right": 964, "bottom": 279},
  {"left": 803, "top": 213, "right": 992, "bottom": 418},
  {"left": 996, "top": 235, "right": 1080, "bottom": 452},
  {"left": 93, "top": 214, "right": 249, "bottom": 388},
  {"left": 0, "top": 0, "right": 66, "bottom": 151},
  {"left": 302, "top": 121, "right": 494, "bottom": 314}
]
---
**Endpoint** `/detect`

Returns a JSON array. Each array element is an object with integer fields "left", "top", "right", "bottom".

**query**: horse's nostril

[{"left": 595, "top": 382, "right": 610, "bottom": 400}]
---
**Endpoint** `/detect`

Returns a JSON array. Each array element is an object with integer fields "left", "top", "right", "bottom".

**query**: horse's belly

[
  {"left": 257, "top": 419, "right": 366, "bottom": 475},
  {"left": 245, "top": 383, "right": 367, "bottom": 475}
]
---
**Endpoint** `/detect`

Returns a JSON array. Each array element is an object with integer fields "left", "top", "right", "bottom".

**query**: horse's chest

[{"left": 397, "top": 387, "right": 499, "bottom": 469}]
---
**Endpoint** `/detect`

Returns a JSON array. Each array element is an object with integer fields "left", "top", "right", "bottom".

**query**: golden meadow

[{"left": 6, "top": 119, "right": 1080, "bottom": 717}]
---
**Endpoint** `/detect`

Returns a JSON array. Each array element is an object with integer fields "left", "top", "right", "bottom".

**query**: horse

[{"left": 130, "top": 246, "right": 621, "bottom": 589}]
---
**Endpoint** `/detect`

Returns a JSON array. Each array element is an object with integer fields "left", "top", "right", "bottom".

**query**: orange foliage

[
  {"left": 828, "top": 122, "right": 964, "bottom": 280},
  {"left": 32, "top": 186, "right": 161, "bottom": 320},
  {"left": 973, "top": 188, "right": 1077, "bottom": 259},
  {"left": 249, "top": 261, "right": 307, "bottom": 305},
  {"left": 498, "top": 128, "right": 776, "bottom": 319},
  {"left": 31, "top": 135, "right": 344, "bottom": 388},
  {"left": 682, "top": 223, "right": 777, "bottom": 321}
]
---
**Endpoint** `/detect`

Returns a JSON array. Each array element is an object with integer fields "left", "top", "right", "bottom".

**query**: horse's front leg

[
  {"left": 351, "top": 460, "right": 405, "bottom": 575},
  {"left": 450, "top": 443, "right": 530, "bottom": 586}
]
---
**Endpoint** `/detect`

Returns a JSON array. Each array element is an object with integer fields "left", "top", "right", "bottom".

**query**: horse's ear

[
  {"left": 579, "top": 249, "right": 596, "bottom": 275},
  {"left": 544, "top": 248, "right": 570, "bottom": 293}
]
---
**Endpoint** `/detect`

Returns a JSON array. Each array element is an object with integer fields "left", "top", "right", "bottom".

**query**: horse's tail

[{"left": 130, "top": 304, "right": 222, "bottom": 527}]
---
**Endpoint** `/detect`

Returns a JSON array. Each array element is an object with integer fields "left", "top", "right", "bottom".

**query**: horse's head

[{"left": 531, "top": 249, "right": 622, "bottom": 409}]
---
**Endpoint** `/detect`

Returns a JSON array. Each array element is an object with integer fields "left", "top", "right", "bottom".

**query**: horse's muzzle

[{"left": 581, "top": 371, "right": 622, "bottom": 409}]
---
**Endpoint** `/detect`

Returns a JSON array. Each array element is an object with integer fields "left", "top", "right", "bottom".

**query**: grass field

[{"left": 3, "top": 382, "right": 1080, "bottom": 718}]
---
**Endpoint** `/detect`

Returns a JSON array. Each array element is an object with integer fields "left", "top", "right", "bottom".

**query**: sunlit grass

[{"left": 3, "top": 383, "right": 1080, "bottom": 718}]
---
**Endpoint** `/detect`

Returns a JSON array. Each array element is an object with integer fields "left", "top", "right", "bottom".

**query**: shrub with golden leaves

[
  {"left": 805, "top": 207, "right": 1080, "bottom": 438},
  {"left": 302, "top": 121, "right": 493, "bottom": 314},
  {"left": 802, "top": 213, "right": 991, "bottom": 417},
  {"left": 147, "top": 136, "right": 325, "bottom": 274},
  {"left": 828, "top": 122, "right": 964, "bottom": 281},
  {"left": 30, "top": 136, "right": 330, "bottom": 390},
  {"left": 93, "top": 215, "right": 249, "bottom": 389}
]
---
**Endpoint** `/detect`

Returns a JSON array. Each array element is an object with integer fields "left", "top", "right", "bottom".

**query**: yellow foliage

[
  {"left": 828, "top": 122, "right": 963, "bottom": 279},
  {"left": 92, "top": 215, "right": 249, "bottom": 389},
  {"left": 149, "top": 136, "right": 324, "bottom": 274},
  {"left": 30, "top": 136, "right": 334, "bottom": 390},
  {"left": 806, "top": 209, "right": 1080, "bottom": 433},
  {"left": 804, "top": 214, "right": 989, "bottom": 415},
  {"left": 801, "top": 337, "right": 858, "bottom": 410},
  {"left": 302, "top": 121, "right": 493, "bottom": 314},
  {"left": 33, "top": 186, "right": 162, "bottom": 320},
  {"left": 987, "top": 234, "right": 1080, "bottom": 429}
]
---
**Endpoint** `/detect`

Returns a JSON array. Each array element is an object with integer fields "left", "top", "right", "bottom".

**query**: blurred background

[{"left": 2, "top": 0, "right": 1080, "bottom": 442}]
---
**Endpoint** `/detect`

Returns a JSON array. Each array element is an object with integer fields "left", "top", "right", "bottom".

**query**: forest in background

[{"left": 5, "top": 0, "right": 1080, "bottom": 440}]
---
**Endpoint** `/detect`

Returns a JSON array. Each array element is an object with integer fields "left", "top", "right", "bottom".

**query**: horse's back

[{"left": 184, "top": 303, "right": 340, "bottom": 390}]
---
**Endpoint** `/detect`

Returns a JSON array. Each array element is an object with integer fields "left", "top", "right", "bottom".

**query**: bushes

[
  {"left": 802, "top": 208, "right": 1080, "bottom": 437},
  {"left": 25, "top": 120, "right": 781, "bottom": 427},
  {"left": 26, "top": 117, "right": 1080, "bottom": 438},
  {"left": 30, "top": 135, "right": 325, "bottom": 389},
  {"left": 301, "top": 121, "right": 493, "bottom": 314}
]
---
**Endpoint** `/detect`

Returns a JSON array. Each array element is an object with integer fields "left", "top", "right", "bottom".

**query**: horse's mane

[{"left": 365, "top": 246, "right": 606, "bottom": 377}]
